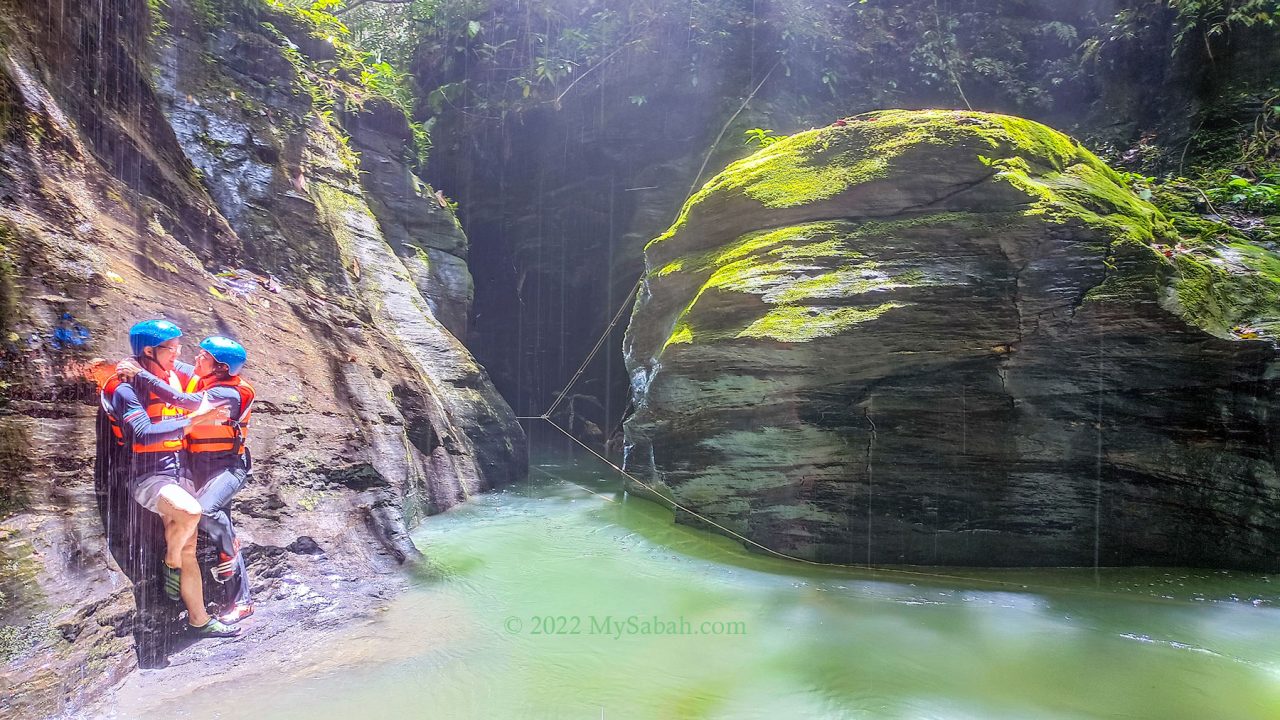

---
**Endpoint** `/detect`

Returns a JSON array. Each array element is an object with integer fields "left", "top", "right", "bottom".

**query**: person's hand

[
  {"left": 186, "top": 395, "right": 231, "bottom": 428},
  {"left": 116, "top": 357, "right": 143, "bottom": 381}
]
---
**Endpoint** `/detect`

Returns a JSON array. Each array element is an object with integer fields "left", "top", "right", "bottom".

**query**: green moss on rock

[
  {"left": 651, "top": 109, "right": 1160, "bottom": 249},
  {"left": 658, "top": 221, "right": 856, "bottom": 278},
  {"left": 987, "top": 150, "right": 1172, "bottom": 243},
  {"left": 1170, "top": 243, "right": 1280, "bottom": 336},
  {"left": 657, "top": 214, "right": 965, "bottom": 350},
  {"left": 1083, "top": 236, "right": 1168, "bottom": 303},
  {"left": 648, "top": 109, "right": 1280, "bottom": 345},
  {"left": 738, "top": 302, "right": 902, "bottom": 342}
]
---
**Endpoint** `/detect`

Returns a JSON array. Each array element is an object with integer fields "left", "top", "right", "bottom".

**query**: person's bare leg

[
  {"left": 161, "top": 515, "right": 190, "bottom": 569},
  {"left": 178, "top": 533, "right": 210, "bottom": 626},
  {"left": 155, "top": 486, "right": 208, "bottom": 626}
]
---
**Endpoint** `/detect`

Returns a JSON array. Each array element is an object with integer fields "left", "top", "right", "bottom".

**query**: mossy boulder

[{"left": 624, "top": 109, "right": 1280, "bottom": 570}]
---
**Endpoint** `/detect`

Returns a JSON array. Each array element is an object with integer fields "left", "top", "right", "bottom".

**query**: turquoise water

[{"left": 148, "top": 428, "right": 1280, "bottom": 719}]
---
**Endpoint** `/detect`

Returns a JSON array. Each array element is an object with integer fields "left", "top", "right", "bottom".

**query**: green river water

[{"left": 146, "top": 426, "right": 1279, "bottom": 719}]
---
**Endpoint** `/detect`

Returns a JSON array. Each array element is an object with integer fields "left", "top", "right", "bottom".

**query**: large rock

[{"left": 624, "top": 109, "right": 1279, "bottom": 570}]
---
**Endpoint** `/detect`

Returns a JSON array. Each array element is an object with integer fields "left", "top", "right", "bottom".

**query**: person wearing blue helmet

[
  {"left": 120, "top": 334, "right": 256, "bottom": 625},
  {"left": 99, "top": 320, "right": 239, "bottom": 639}
]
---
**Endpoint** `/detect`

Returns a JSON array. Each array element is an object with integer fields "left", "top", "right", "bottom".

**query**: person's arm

[
  {"left": 206, "top": 386, "right": 244, "bottom": 419},
  {"left": 112, "top": 382, "right": 190, "bottom": 442},
  {"left": 113, "top": 382, "right": 229, "bottom": 440},
  {"left": 129, "top": 368, "right": 204, "bottom": 411}
]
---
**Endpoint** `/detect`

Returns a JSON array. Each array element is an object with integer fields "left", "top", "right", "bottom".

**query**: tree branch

[
  {"left": 546, "top": 22, "right": 651, "bottom": 110},
  {"left": 335, "top": 0, "right": 414, "bottom": 16}
]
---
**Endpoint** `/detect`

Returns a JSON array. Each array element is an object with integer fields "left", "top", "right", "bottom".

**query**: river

[{"left": 118, "top": 425, "right": 1280, "bottom": 719}]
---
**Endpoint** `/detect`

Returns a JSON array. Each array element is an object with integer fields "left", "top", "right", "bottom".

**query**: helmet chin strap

[{"left": 139, "top": 350, "right": 168, "bottom": 376}]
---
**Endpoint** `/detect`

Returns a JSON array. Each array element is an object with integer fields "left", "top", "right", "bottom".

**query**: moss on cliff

[
  {"left": 1169, "top": 243, "right": 1280, "bottom": 336},
  {"left": 649, "top": 109, "right": 1280, "bottom": 344},
  {"left": 658, "top": 217, "right": 949, "bottom": 349},
  {"left": 313, "top": 182, "right": 374, "bottom": 286},
  {"left": 990, "top": 156, "right": 1170, "bottom": 242},
  {"left": 651, "top": 109, "right": 1157, "bottom": 248},
  {"left": 657, "top": 222, "right": 858, "bottom": 278},
  {"left": 0, "top": 529, "right": 45, "bottom": 661},
  {"left": 737, "top": 302, "right": 903, "bottom": 342}
]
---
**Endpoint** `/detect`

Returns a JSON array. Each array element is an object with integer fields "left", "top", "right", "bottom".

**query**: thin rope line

[
  {"left": 540, "top": 62, "right": 778, "bottom": 420},
  {"left": 537, "top": 418, "right": 1250, "bottom": 606},
  {"left": 544, "top": 281, "right": 639, "bottom": 418},
  {"left": 685, "top": 60, "right": 779, "bottom": 201}
]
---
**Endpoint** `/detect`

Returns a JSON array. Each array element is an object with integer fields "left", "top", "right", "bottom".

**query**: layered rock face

[
  {"left": 0, "top": 1, "right": 523, "bottom": 716},
  {"left": 625, "top": 110, "right": 1279, "bottom": 570}
]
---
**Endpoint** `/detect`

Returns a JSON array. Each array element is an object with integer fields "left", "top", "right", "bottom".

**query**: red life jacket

[
  {"left": 183, "top": 374, "right": 255, "bottom": 455},
  {"left": 99, "top": 369, "right": 190, "bottom": 453}
]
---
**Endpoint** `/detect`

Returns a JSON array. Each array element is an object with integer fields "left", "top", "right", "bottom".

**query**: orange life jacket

[
  {"left": 183, "top": 374, "right": 255, "bottom": 455},
  {"left": 99, "top": 369, "right": 189, "bottom": 453},
  {"left": 99, "top": 376, "right": 125, "bottom": 447}
]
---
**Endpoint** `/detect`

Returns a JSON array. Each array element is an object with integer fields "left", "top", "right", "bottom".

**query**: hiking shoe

[
  {"left": 188, "top": 617, "right": 241, "bottom": 638},
  {"left": 217, "top": 603, "right": 255, "bottom": 626},
  {"left": 161, "top": 562, "right": 182, "bottom": 601}
]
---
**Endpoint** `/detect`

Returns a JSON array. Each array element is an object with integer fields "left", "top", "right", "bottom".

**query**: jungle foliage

[
  {"left": 281, "top": 1, "right": 1275, "bottom": 120},
  {"left": 238, "top": 0, "right": 1279, "bottom": 232}
]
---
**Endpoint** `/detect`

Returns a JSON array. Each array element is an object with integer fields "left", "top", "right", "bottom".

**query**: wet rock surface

[
  {"left": 0, "top": 2, "right": 524, "bottom": 717},
  {"left": 624, "top": 109, "right": 1279, "bottom": 570},
  {"left": 343, "top": 99, "right": 475, "bottom": 340}
]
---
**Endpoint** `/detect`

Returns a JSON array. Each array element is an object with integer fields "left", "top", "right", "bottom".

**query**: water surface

[{"left": 157, "top": 426, "right": 1280, "bottom": 719}]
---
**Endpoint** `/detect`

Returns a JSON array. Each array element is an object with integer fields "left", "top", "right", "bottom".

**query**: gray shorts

[{"left": 129, "top": 473, "right": 196, "bottom": 514}]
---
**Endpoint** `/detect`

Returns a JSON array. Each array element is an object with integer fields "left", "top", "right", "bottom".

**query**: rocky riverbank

[{"left": 0, "top": 2, "right": 524, "bottom": 717}]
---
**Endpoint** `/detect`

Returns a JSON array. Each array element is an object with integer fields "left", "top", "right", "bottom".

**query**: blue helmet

[
  {"left": 129, "top": 319, "right": 182, "bottom": 357},
  {"left": 199, "top": 336, "right": 247, "bottom": 375}
]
